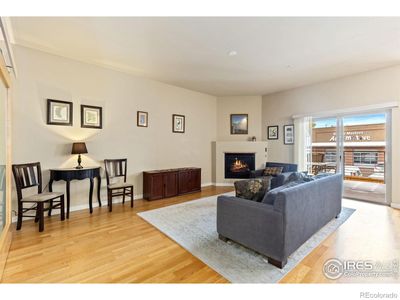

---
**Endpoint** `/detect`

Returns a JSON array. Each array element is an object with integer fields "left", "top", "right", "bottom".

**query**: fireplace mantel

[{"left": 212, "top": 141, "right": 268, "bottom": 185}]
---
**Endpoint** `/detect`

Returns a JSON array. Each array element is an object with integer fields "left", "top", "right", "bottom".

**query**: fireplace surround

[{"left": 224, "top": 153, "right": 255, "bottom": 179}]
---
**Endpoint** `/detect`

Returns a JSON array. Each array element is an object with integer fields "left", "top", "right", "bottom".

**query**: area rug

[{"left": 138, "top": 192, "right": 355, "bottom": 283}]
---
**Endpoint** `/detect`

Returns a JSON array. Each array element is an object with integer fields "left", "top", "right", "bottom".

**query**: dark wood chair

[
  {"left": 104, "top": 159, "right": 134, "bottom": 212},
  {"left": 12, "top": 162, "right": 65, "bottom": 232}
]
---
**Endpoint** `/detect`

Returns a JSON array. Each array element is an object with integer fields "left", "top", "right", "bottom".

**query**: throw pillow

[
  {"left": 234, "top": 177, "right": 271, "bottom": 202},
  {"left": 263, "top": 166, "right": 283, "bottom": 176}
]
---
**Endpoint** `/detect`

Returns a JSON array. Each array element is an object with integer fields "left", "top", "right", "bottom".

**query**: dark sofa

[
  {"left": 217, "top": 173, "right": 343, "bottom": 268},
  {"left": 250, "top": 162, "right": 298, "bottom": 189}
]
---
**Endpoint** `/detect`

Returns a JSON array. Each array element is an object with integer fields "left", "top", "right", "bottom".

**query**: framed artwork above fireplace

[{"left": 230, "top": 114, "right": 248, "bottom": 135}]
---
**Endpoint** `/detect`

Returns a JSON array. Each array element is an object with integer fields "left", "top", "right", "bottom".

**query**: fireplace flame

[{"left": 231, "top": 158, "right": 249, "bottom": 173}]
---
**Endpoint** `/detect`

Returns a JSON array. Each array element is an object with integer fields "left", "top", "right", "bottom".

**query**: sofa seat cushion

[
  {"left": 261, "top": 180, "right": 305, "bottom": 205},
  {"left": 263, "top": 166, "right": 283, "bottom": 176},
  {"left": 234, "top": 177, "right": 271, "bottom": 202}
]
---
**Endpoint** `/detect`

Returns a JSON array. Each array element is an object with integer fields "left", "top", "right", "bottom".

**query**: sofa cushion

[
  {"left": 234, "top": 177, "right": 271, "bottom": 202},
  {"left": 263, "top": 166, "right": 283, "bottom": 176},
  {"left": 261, "top": 180, "right": 305, "bottom": 205},
  {"left": 314, "top": 172, "right": 334, "bottom": 180},
  {"left": 288, "top": 172, "right": 315, "bottom": 183},
  {"left": 265, "top": 162, "right": 298, "bottom": 173}
]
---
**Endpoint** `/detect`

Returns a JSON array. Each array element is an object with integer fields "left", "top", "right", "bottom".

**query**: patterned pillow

[
  {"left": 263, "top": 166, "right": 283, "bottom": 176},
  {"left": 234, "top": 177, "right": 271, "bottom": 202}
]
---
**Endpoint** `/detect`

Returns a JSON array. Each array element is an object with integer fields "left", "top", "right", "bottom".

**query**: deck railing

[{"left": 311, "top": 150, "right": 385, "bottom": 184}]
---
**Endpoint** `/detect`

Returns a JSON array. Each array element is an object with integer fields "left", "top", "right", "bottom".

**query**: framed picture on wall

[
  {"left": 284, "top": 124, "right": 294, "bottom": 145},
  {"left": 47, "top": 99, "right": 73, "bottom": 126},
  {"left": 81, "top": 105, "right": 103, "bottom": 129},
  {"left": 267, "top": 125, "right": 279, "bottom": 140},
  {"left": 230, "top": 114, "right": 248, "bottom": 134},
  {"left": 137, "top": 111, "right": 148, "bottom": 127},
  {"left": 172, "top": 114, "right": 185, "bottom": 133}
]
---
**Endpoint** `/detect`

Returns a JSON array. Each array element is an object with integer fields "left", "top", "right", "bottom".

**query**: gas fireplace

[{"left": 224, "top": 153, "right": 255, "bottom": 179}]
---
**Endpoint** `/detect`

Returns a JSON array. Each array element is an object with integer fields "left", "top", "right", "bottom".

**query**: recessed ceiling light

[{"left": 228, "top": 50, "right": 238, "bottom": 57}]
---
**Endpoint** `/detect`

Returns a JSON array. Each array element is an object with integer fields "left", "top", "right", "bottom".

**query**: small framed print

[
  {"left": 137, "top": 111, "right": 148, "bottom": 127},
  {"left": 230, "top": 114, "right": 248, "bottom": 134},
  {"left": 81, "top": 105, "right": 102, "bottom": 129},
  {"left": 267, "top": 125, "right": 279, "bottom": 140},
  {"left": 172, "top": 114, "right": 185, "bottom": 133},
  {"left": 47, "top": 99, "right": 73, "bottom": 126},
  {"left": 284, "top": 124, "right": 294, "bottom": 145}
]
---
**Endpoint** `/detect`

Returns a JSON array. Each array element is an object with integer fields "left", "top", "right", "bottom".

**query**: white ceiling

[{"left": 9, "top": 17, "right": 400, "bottom": 96}]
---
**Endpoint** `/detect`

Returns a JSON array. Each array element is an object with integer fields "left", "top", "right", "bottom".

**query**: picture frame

[
  {"left": 284, "top": 124, "right": 295, "bottom": 145},
  {"left": 172, "top": 114, "right": 185, "bottom": 133},
  {"left": 47, "top": 99, "right": 73, "bottom": 126},
  {"left": 267, "top": 125, "right": 279, "bottom": 140},
  {"left": 81, "top": 105, "right": 103, "bottom": 129},
  {"left": 137, "top": 111, "right": 148, "bottom": 127},
  {"left": 230, "top": 114, "right": 248, "bottom": 135}
]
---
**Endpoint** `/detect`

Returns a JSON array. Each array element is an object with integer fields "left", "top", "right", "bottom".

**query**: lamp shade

[{"left": 71, "top": 142, "right": 88, "bottom": 154}]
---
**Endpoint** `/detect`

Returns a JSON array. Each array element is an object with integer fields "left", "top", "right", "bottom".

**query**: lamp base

[{"left": 75, "top": 154, "right": 83, "bottom": 169}]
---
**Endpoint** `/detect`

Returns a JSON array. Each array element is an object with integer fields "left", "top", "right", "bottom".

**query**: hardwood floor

[
  {"left": 2, "top": 186, "right": 399, "bottom": 283},
  {"left": 281, "top": 198, "right": 400, "bottom": 283}
]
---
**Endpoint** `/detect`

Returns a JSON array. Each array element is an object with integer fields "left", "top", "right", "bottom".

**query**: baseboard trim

[
  {"left": 214, "top": 183, "right": 234, "bottom": 187},
  {"left": 390, "top": 203, "right": 400, "bottom": 210},
  {"left": 11, "top": 194, "right": 144, "bottom": 223},
  {"left": 201, "top": 182, "right": 213, "bottom": 187}
]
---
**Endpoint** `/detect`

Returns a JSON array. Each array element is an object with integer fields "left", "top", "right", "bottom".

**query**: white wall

[
  {"left": 262, "top": 65, "right": 400, "bottom": 206},
  {"left": 12, "top": 46, "right": 217, "bottom": 210},
  {"left": 216, "top": 96, "right": 262, "bottom": 141}
]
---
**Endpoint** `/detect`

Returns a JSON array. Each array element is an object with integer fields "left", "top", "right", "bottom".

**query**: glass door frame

[{"left": 310, "top": 110, "right": 391, "bottom": 205}]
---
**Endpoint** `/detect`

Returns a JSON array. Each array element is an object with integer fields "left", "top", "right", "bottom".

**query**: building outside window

[
  {"left": 324, "top": 150, "right": 336, "bottom": 162},
  {"left": 353, "top": 151, "right": 378, "bottom": 165}
]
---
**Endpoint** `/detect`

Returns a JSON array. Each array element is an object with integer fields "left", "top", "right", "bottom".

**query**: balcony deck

[{"left": 343, "top": 180, "right": 386, "bottom": 204}]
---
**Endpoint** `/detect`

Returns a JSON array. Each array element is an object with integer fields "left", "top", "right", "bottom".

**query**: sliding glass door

[
  {"left": 309, "top": 112, "right": 388, "bottom": 204},
  {"left": 311, "top": 117, "right": 342, "bottom": 176}
]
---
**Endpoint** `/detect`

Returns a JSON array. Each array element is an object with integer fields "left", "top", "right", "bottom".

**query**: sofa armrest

[
  {"left": 217, "top": 195, "right": 284, "bottom": 260},
  {"left": 249, "top": 169, "right": 264, "bottom": 178},
  {"left": 273, "top": 173, "right": 343, "bottom": 258}
]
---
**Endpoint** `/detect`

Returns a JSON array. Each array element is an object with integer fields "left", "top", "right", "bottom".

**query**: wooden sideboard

[{"left": 143, "top": 168, "right": 201, "bottom": 200}]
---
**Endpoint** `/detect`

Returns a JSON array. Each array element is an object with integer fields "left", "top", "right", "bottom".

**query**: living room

[{"left": 1, "top": 2, "right": 400, "bottom": 299}]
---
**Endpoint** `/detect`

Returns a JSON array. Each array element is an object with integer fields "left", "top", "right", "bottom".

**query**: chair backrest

[
  {"left": 104, "top": 159, "right": 127, "bottom": 185},
  {"left": 12, "top": 162, "right": 42, "bottom": 201}
]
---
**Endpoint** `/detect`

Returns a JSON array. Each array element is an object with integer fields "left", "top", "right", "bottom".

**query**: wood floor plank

[{"left": 2, "top": 187, "right": 399, "bottom": 283}]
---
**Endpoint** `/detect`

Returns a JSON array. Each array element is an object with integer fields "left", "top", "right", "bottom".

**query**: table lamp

[{"left": 71, "top": 142, "right": 88, "bottom": 169}]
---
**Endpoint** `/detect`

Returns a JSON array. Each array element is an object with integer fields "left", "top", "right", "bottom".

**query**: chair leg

[
  {"left": 34, "top": 206, "right": 40, "bottom": 223},
  {"left": 37, "top": 202, "right": 44, "bottom": 232},
  {"left": 16, "top": 204, "right": 23, "bottom": 230},
  {"left": 131, "top": 187, "right": 134, "bottom": 208},
  {"left": 109, "top": 191, "right": 113, "bottom": 212},
  {"left": 48, "top": 200, "right": 53, "bottom": 217},
  {"left": 60, "top": 196, "right": 65, "bottom": 221},
  {"left": 107, "top": 189, "right": 111, "bottom": 206},
  {"left": 122, "top": 188, "right": 125, "bottom": 204}
]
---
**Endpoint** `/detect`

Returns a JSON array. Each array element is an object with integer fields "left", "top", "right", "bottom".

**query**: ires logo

[
  {"left": 323, "top": 258, "right": 344, "bottom": 280},
  {"left": 323, "top": 258, "right": 398, "bottom": 280}
]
